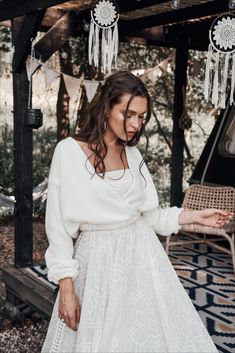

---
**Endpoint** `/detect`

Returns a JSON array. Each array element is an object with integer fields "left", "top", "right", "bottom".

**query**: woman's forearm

[
  {"left": 178, "top": 209, "right": 200, "bottom": 226},
  {"left": 178, "top": 208, "right": 233, "bottom": 228}
]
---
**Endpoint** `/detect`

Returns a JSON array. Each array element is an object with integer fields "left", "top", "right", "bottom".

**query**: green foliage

[
  {"left": 0, "top": 124, "right": 14, "bottom": 195},
  {"left": 0, "top": 27, "right": 11, "bottom": 52},
  {"left": 0, "top": 124, "right": 57, "bottom": 197},
  {"left": 33, "top": 128, "right": 57, "bottom": 188}
]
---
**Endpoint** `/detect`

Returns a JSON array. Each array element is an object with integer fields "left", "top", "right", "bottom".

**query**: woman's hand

[
  {"left": 179, "top": 209, "right": 233, "bottom": 228},
  {"left": 58, "top": 277, "right": 80, "bottom": 331},
  {"left": 195, "top": 209, "right": 233, "bottom": 228}
]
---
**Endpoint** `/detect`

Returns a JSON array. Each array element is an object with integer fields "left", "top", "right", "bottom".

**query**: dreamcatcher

[
  {"left": 204, "top": 13, "right": 235, "bottom": 108},
  {"left": 88, "top": 0, "right": 119, "bottom": 73}
]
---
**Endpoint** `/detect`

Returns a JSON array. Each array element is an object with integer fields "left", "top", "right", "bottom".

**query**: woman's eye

[{"left": 123, "top": 112, "right": 147, "bottom": 120}]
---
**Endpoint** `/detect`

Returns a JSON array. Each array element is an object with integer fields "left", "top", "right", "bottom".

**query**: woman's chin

[{"left": 118, "top": 133, "right": 137, "bottom": 143}]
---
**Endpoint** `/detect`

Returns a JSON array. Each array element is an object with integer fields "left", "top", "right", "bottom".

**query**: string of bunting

[
  {"left": 25, "top": 56, "right": 102, "bottom": 103},
  {"left": 25, "top": 51, "right": 177, "bottom": 103},
  {"left": 139, "top": 51, "right": 176, "bottom": 84}
]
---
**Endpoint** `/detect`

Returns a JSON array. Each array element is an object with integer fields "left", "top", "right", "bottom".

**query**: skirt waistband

[{"left": 80, "top": 213, "right": 141, "bottom": 232}]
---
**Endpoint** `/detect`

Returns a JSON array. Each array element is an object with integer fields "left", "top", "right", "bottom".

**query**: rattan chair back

[{"left": 182, "top": 184, "right": 235, "bottom": 232}]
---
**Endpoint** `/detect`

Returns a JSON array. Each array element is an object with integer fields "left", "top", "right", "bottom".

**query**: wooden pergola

[{"left": 0, "top": 0, "right": 233, "bottom": 316}]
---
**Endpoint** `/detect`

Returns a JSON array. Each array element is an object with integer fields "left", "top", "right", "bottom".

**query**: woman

[{"left": 41, "top": 71, "right": 232, "bottom": 353}]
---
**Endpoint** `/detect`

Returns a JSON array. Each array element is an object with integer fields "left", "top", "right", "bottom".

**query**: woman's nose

[{"left": 129, "top": 116, "right": 140, "bottom": 130}]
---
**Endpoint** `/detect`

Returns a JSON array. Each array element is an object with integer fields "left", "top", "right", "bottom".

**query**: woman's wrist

[
  {"left": 178, "top": 209, "right": 200, "bottom": 225},
  {"left": 59, "top": 277, "right": 74, "bottom": 295}
]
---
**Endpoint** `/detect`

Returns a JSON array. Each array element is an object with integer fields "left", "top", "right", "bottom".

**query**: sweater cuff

[
  {"left": 47, "top": 259, "right": 79, "bottom": 285},
  {"left": 174, "top": 206, "right": 184, "bottom": 234}
]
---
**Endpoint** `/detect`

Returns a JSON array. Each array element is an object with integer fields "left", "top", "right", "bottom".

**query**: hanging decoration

[
  {"left": 140, "top": 50, "right": 175, "bottom": 84},
  {"left": 83, "top": 80, "right": 100, "bottom": 102},
  {"left": 88, "top": 0, "right": 119, "bottom": 73},
  {"left": 204, "top": 13, "right": 235, "bottom": 108},
  {"left": 63, "top": 74, "right": 82, "bottom": 100},
  {"left": 43, "top": 64, "right": 60, "bottom": 89},
  {"left": 25, "top": 45, "right": 43, "bottom": 129},
  {"left": 25, "top": 55, "right": 41, "bottom": 80}
]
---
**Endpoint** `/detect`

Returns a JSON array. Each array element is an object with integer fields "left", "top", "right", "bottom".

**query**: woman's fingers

[
  {"left": 213, "top": 209, "right": 233, "bottom": 218},
  {"left": 203, "top": 209, "right": 233, "bottom": 222},
  {"left": 76, "top": 302, "right": 81, "bottom": 323},
  {"left": 59, "top": 311, "right": 77, "bottom": 331},
  {"left": 69, "top": 314, "right": 78, "bottom": 331},
  {"left": 58, "top": 294, "right": 80, "bottom": 331},
  {"left": 63, "top": 312, "right": 70, "bottom": 327}
]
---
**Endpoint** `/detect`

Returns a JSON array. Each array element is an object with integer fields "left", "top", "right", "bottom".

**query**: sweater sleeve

[
  {"left": 44, "top": 143, "right": 79, "bottom": 284},
  {"left": 136, "top": 149, "right": 183, "bottom": 236}
]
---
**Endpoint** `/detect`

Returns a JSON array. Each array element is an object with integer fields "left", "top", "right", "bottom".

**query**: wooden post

[
  {"left": 170, "top": 35, "right": 189, "bottom": 207},
  {"left": 11, "top": 15, "right": 40, "bottom": 267},
  {"left": 12, "top": 65, "right": 33, "bottom": 267},
  {"left": 11, "top": 10, "right": 47, "bottom": 267}
]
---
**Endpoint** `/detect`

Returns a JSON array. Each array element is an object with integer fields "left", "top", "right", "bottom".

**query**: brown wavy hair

[{"left": 74, "top": 71, "right": 152, "bottom": 178}]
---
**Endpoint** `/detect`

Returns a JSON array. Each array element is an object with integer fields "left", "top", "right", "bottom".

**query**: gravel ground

[{"left": 0, "top": 219, "right": 50, "bottom": 353}]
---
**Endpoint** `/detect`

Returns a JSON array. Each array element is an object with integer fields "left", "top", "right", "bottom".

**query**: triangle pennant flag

[
  {"left": 140, "top": 66, "right": 161, "bottom": 84},
  {"left": 83, "top": 80, "right": 100, "bottom": 102},
  {"left": 158, "top": 58, "right": 169, "bottom": 72},
  {"left": 159, "top": 51, "right": 175, "bottom": 74},
  {"left": 26, "top": 56, "right": 41, "bottom": 80},
  {"left": 43, "top": 65, "right": 60, "bottom": 90},
  {"left": 63, "top": 74, "right": 81, "bottom": 99}
]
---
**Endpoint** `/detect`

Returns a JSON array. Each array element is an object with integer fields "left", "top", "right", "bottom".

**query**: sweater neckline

[
  {"left": 69, "top": 137, "right": 131, "bottom": 173},
  {"left": 68, "top": 136, "right": 137, "bottom": 206}
]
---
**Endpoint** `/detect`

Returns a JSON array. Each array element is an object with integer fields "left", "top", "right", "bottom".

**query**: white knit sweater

[{"left": 45, "top": 137, "right": 182, "bottom": 284}]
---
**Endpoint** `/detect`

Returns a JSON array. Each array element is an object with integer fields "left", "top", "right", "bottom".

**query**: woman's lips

[{"left": 127, "top": 131, "right": 136, "bottom": 136}]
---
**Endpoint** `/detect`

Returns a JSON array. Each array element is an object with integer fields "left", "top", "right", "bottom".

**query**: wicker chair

[{"left": 165, "top": 184, "right": 235, "bottom": 274}]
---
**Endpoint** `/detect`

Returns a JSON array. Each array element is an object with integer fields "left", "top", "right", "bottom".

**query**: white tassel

[
  {"left": 88, "top": 19, "right": 94, "bottom": 65},
  {"left": 220, "top": 53, "right": 230, "bottom": 109},
  {"left": 105, "top": 29, "right": 109, "bottom": 72},
  {"left": 113, "top": 23, "right": 119, "bottom": 68},
  {"left": 212, "top": 51, "right": 220, "bottom": 107},
  {"left": 230, "top": 52, "right": 235, "bottom": 105},
  {"left": 101, "top": 28, "right": 108, "bottom": 73},
  {"left": 107, "top": 27, "right": 113, "bottom": 73},
  {"left": 101, "top": 28, "right": 105, "bottom": 72},
  {"left": 204, "top": 44, "right": 213, "bottom": 101},
  {"left": 94, "top": 25, "right": 100, "bottom": 67}
]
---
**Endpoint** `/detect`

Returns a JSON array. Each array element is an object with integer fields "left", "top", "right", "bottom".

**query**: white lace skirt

[{"left": 41, "top": 218, "right": 218, "bottom": 353}]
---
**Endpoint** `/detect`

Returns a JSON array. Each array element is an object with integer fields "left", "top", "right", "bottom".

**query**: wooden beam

[
  {"left": 0, "top": 8, "right": 67, "bottom": 30},
  {"left": 12, "top": 9, "right": 46, "bottom": 73},
  {"left": 41, "top": 8, "right": 66, "bottom": 29},
  {"left": 170, "top": 35, "right": 189, "bottom": 207},
  {"left": 118, "top": 0, "right": 170, "bottom": 12},
  {"left": 119, "top": 0, "right": 231, "bottom": 32},
  {"left": 79, "top": 0, "right": 171, "bottom": 20},
  {"left": 12, "top": 19, "right": 33, "bottom": 267},
  {"left": 34, "top": 11, "right": 77, "bottom": 62},
  {"left": 0, "top": 0, "right": 68, "bottom": 22},
  {"left": 143, "top": 20, "right": 211, "bottom": 50},
  {"left": 2, "top": 266, "right": 55, "bottom": 317}
]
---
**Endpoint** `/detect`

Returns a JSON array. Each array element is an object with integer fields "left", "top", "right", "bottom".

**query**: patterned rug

[{"left": 168, "top": 237, "right": 235, "bottom": 353}]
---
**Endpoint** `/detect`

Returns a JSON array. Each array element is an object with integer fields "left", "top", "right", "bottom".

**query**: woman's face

[{"left": 105, "top": 94, "right": 148, "bottom": 143}]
